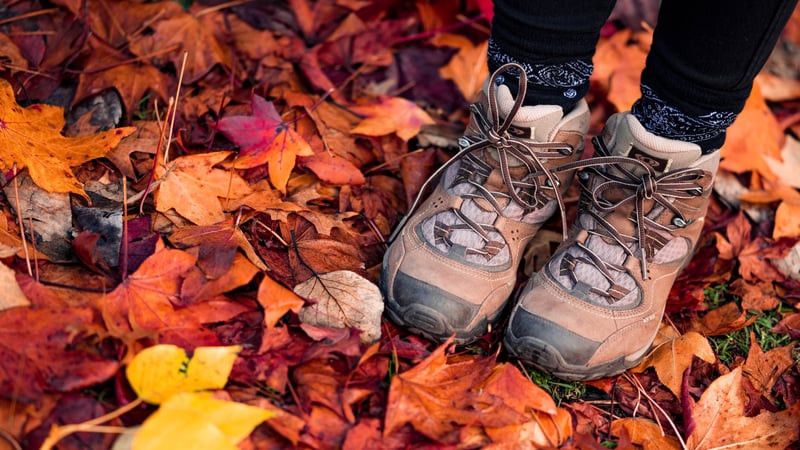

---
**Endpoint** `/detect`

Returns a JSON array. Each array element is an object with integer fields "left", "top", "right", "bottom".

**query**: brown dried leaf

[
  {"left": 633, "top": 329, "right": 716, "bottom": 397},
  {"left": 686, "top": 368, "right": 800, "bottom": 449},
  {"left": 743, "top": 333, "right": 795, "bottom": 403},
  {"left": 610, "top": 418, "right": 681, "bottom": 450}
]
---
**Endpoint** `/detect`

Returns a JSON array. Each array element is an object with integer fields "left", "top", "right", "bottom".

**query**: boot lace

[
  {"left": 554, "top": 137, "right": 708, "bottom": 303},
  {"left": 390, "top": 63, "right": 575, "bottom": 259}
]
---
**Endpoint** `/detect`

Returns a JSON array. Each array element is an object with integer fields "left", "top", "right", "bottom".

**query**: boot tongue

[
  {"left": 607, "top": 113, "right": 702, "bottom": 176},
  {"left": 485, "top": 84, "right": 564, "bottom": 169},
  {"left": 494, "top": 84, "right": 564, "bottom": 142}
]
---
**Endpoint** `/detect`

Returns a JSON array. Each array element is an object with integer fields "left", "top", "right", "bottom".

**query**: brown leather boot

[
  {"left": 504, "top": 111, "right": 719, "bottom": 380},
  {"left": 381, "top": 64, "right": 589, "bottom": 344}
]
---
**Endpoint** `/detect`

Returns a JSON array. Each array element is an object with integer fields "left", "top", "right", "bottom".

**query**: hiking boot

[
  {"left": 504, "top": 111, "right": 719, "bottom": 380},
  {"left": 380, "top": 63, "right": 590, "bottom": 344}
]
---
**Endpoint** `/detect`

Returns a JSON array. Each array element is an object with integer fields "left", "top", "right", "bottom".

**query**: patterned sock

[
  {"left": 487, "top": 38, "right": 592, "bottom": 113},
  {"left": 632, "top": 84, "right": 737, "bottom": 154}
]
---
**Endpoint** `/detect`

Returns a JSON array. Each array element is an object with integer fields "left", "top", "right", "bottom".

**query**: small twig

[
  {"left": 139, "top": 98, "right": 173, "bottom": 215},
  {"left": 624, "top": 373, "right": 687, "bottom": 450},
  {"left": 0, "top": 428, "right": 21, "bottom": 450},
  {"left": 11, "top": 165, "right": 32, "bottom": 277},
  {"left": 39, "top": 398, "right": 144, "bottom": 450},
  {"left": 0, "top": 8, "right": 58, "bottom": 26},
  {"left": 253, "top": 219, "right": 289, "bottom": 247},
  {"left": 121, "top": 177, "right": 129, "bottom": 279},
  {"left": 194, "top": 0, "right": 252, "bottom": 18},
  {"left": 27, "top": 217, "right": 38, "bottom": 282},
  {"left": 163, "top": 52, "right": 188, "bottom": 165}
]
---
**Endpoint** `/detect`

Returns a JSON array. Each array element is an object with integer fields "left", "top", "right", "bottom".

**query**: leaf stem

[{"left": 40, "top": 398, "right": 144, "bottom": 450}]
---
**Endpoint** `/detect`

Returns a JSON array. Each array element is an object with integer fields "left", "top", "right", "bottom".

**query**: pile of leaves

[{"left": 0, "top": 0, "right": 799, "bottom": 448}]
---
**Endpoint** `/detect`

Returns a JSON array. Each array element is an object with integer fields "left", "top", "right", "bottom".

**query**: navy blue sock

[
  {"left": 487, "top": 38, "right": 592, "bottom": 113},
  {"left": 632, "top": 84, "right": 737, "bottom": 154}
]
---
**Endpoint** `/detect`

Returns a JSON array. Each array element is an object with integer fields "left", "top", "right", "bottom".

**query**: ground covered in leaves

[{"left": 1, "top": 0, "right": 799, "bottom": 449}]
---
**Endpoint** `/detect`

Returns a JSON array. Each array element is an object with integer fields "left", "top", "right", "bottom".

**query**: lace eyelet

[
  {"left": 544, "top": 178, "right": 561, "bottom": 187},
  {"left": 689, "top": 188, "right": 703, "bottom": 196},
  {"left": 458, "top": 137, "right": 471, "bottom": 148},
  {"left": 558, "top": 146, "right": 573, "bottom": 156},
  {"left": 578, "top": 171, "right": 590, "bottom": 181},
  {"left": 672, "top": 217, "right": 688, "bottom": 228}
]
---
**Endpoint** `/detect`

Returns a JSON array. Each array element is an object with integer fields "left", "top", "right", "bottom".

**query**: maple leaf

[
  {"left": 256, "top": 274, "right": 305, "bottom": 329},
  {"left": 592, "top": 28, "right": 651, "bottom": 111},
  {"left": 0, "top": 79, "right": 135, "bottom": 196},
  {"left": 742, "top": 333, "right": 795, "bottom": 404},
  {"left": 0, "top": 306, "right": 119, "bottom": 402},
  {"left": 384, "top": 339, "right": 526, "bottom": 443},
  {"left": 433, "top": 33, "right": 489, "bottom": 101},
  {"left": 218, "top": 94, "right": 314, "bottom": 193},
  {"left": 610, "top": 418, "right": 681, "bottom": 450},
  {"left": 128, "top": 3, "right": 232, "bottom": 84},
  {"left": 685, "top": 367, "right": 800, "bottom": 449},
  {"left": 720, "top": 82, "right": 784, "bottom": 178},
  {"left": 74, "top": 36, "right": 172, "bottom": 117},
  {"left": 632, "top": 325, "right": 716, "bottom": 397},
  {"left": 350, "top": 96, "right": 435, "bottom": 141},
  {"left": 155, "top": 151, "right": 253, "bottom": 226}
]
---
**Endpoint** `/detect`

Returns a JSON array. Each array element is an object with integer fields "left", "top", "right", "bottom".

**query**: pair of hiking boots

[{"left": 380, "top": 64, "right": 719, "bottom": 381}]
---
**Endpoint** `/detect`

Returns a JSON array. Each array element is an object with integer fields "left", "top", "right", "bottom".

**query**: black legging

[{"left": 491, "top": 0, "right": 798, "bottom": 116}]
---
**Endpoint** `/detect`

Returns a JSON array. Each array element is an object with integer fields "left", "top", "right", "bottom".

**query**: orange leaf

[
  {"left": 350, "top": 96, "right": 435, "bottom": 141},
  {"left": 433, "top": 33, "right": 489, "bottom": 101},
  {"left": 384, "top": 339, "right": 526, "bottom": 443},
  {"left": 774, "top": 200, "right": 800, "bottom": 239},
  {"left": 218, "top": 94, "right": 313, "bottom": 193},
  {"left": 299, "top": 151, "right": 366, "bottom": 185},
  {"left": 0, "top": 79, "right": 135, "bottom": 196},
  {"left": 742, "top": 333, "right": 795, "bottom": 403},
  {"left": 632, "top": 329, "right": 716, "bottom": 397},
  {"left": 610, "top": 418, "right": 681, "bottom": 450},
  {"left": 592, "top": 29, "right": 651, "bottom": 111},
  {"left": 155, "top": 151, "right": 252, "bottom": 225},
  {"left": 257, "top": 275, "right": 305, "bottom": 329},
  {"left": 686, "top": 368, "right": 800, "bottom": 449},
  {"left": 101, "top": 248, "right": 197, "bottom": 339},
  {"left": 720, "top": 82, "right": 783, "bottom": 178}
]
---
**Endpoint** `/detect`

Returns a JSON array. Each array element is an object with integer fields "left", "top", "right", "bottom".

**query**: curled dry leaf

[
  {"left": 610, "top": 417, "right": 681, "bottom": 450},
  {"left": 293, "top": 270, "right": 383, "bottom": 344}
]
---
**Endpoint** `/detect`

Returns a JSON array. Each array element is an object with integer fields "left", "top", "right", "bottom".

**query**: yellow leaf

[
  {"left": 126, "top": 344, "right": 241, "bottom": 404},
  {"left": 0, "top": 79, "right": 135, "bottom": 197},
  {"left": 132, "top": 392, "right": 273, "bottom": 450},
  {"left": 632, "top": 330, "right": 715, "bottom": 397},
  {"left": 350, "top": 97, "right": 434, "bottom": 141}
]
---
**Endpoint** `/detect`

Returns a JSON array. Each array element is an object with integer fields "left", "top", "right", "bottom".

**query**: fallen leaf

[
  {"left": 128, "top": 4, "right": 232, "bottom": 84},
  {"left": 218, "top": 94, "right": 314, "bottom": 193},
  {"left": 106, "top": 121, "right": 160, "bottom": 179},
  {"left": 0, "top": 261, "right": 30, "bottom": 311},
  {"left": 729, "top": 278, "right": 780, "bottom": 311},
  {"left": 126, "top": 344, "right": 241, "bottom": 404},
  {"left": 155, "top": 151, "right": 252, "bottom": 226},
  {"left": 685, "top": 368, "right": 800, "bottom": 449},
  {"left": 720, "top": 82, "right": 783, "bottom": 179},
  {"left": 764, "top": 134, "right": 800, "bottom": 189},
  {"left": 773, "top": 200, "right": 800, "bottom": 239},
  {"left": 610, "top": 418, "right": 681, "bottom": 450},
  {"left": 0, "top": 79, "right": 135, "bottom": 196},
  {"left": 0, "top": 306, "right": 119, "bottom": 402},
  {"left": 688, "top": 302, "right": 757, "bottom": 336},
  {"left": 101, "top": 248, "right": 196, "bottom": 339},
  {"left": 350, "top": 96, "right": 435, "bottom": 141},
  {"left": 633, "top": 330, "right": 716, "bottom": 397},
  {"left": 433, "top": 33, "right": 489, "bottom": 101},
  {"left": 384, "top": 339, "right": 526, "bottom": 443},
  {"left": 592, "top": 28, "right": 651, "bottom": 111},
  {"left": 742, "top": 333, "right": 795, "bottom": 403},
  {"left": 257, "top": 274, "right": 305, "bottom": 329},
  {"left": 294, "top": 270, "right": 384, "bottom": 344},
  {"left": 298, "top": 151, "right": 366, "bottom": 185},
  {"left": 133, "top": 392, "right": 273, "bottom": 450}
]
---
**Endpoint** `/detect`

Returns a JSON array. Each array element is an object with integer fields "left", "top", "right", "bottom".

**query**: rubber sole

[
  {"left": 384, "top": 294, "right": 496, "bottom": 345},
  {"left": 503, "top": 329, "right": 649, "bottom": 381}
]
